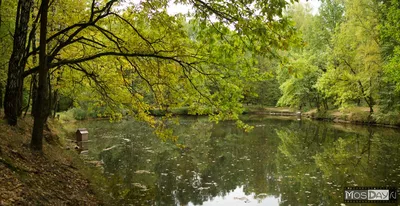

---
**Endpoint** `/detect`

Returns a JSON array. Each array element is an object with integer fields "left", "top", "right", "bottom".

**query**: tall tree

[
  {"left": 25, "top": 0, "right": 298, "bottom": 150},
  {"left": 0, "top": 0, "right": 2, "bottom": 112},
  {"left": 0, "top": 0, "right": 5, "bottom": 112},
  {"left": 4, "top": 0, "right": 32, "bottom": 125},
  {"left": 316, "top": 0, "right": 381, "bottom": 113},
  {"left": 277, "top": 3, "right": 330, "bottom": 110},
  {"left": 0, "top": 82, "right": 3, "bottom": 112},
  {"left": 0, "top": 1, "right": 17, "bottom": 109},
  {"left": 317, "top": 0, "right": 345, "bottom": 49},
  {"left": 378, "top": 0, "right": 400, "bottom": 111},
  {"left": 31, "top": 0, "right": 48, "bottom": 151}
]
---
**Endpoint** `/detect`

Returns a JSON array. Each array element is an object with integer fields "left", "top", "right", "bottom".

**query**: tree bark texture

[
  {"left": 30, "top": 2, "right": 38, "bottom": 118},
  {"left": 4, "top": 0, "right": 32, "bottom": 125},
  {"left": 31, "top": 75, "right": 38, "bottom": 117},
  {"left": 31, "top": 0, "right": 49, "bottom": 151},
  {"left": 0, "top": 82, "right": 4, "bottom": 110}
]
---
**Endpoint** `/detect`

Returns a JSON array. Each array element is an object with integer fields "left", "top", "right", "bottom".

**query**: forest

[
  {"left": 1, "top": 0, "right": 400, "bottom": 205},
  {"left": 0, "top": 0, "right": 399, "bottom": 149}
]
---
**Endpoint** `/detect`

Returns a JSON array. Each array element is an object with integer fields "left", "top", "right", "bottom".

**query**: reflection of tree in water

[
  {"left": 84, "top": 118, "right": 400, "bottom": 205},
  {"left": 98, "top": 135, "right": 159, "bottom": 205},
  {"left": 276, "top": 122, "right": 400, "bottom": 206},
  {"left": 276, "top": 122, "right": 342, "bottom": 205},
  {"left": 157, "top": 119, "right": 287, "bottom": 205}
]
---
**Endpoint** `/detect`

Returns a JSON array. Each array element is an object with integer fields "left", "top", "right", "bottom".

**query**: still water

[{"left": 79, "top": 116, "right": 400, "bottom": 206}]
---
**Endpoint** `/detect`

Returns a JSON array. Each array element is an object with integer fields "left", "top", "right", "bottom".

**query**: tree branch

[
  {"left": 26, "top": 0, "right": 117, "bottom": 59},
  {"left": 23, "top": 52, "right": 196, "bottom": 77}
]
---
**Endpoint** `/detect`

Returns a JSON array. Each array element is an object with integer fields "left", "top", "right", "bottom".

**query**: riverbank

[
  {"left": 245, "top": 106, "right": 400, "bottom": 128},
  {"left": 304, "top": 107, "right": 400, "bottom": 128},
  {"left": 64, "top": 103, "right": 400, "bottom": 130},
  {"left": 64, "top": 105, "right": 400, "bottom": 128},
  {"left": 0, "top": 114, "right": 103, "bottom": 205},
  {"left": 243, "top": 106, "right": 299, "bottom": 116}
]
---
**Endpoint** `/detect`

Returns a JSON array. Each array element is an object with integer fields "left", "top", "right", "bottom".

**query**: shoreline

[
  {"left": 67, "top": 106, "right": 400, "bottom": 129},
  {"left": 244, "top": 106, "right": 400, "bottom": 129}
]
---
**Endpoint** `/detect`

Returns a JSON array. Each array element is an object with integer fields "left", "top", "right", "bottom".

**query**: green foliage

[
  {"left": 3, "top": 0, "right": 400, "bottom": 136},
  {"left": 316, "top": 0, "right": 381, "bottom": 111},
  {"left": 277, "top": 54, "right": 321, "bottom": 110},
  {"left": 274, "top": 0, "right": 400, "bottom": 118},
  {"left": 317, "top": 0, "right": 345, "bottom": 48},
  {"left": 70, "top": 103, "right": 107, "bottom": 120},
  {"left": 14, "top": 0, "right": 299, "bottom": 137},
  {"left": 378, "top": 0, "right": 400, "bottom": 113},
  {"left": 149, "top": 107, "right": 190, "bottom": 116},
  {"left": 242, "top": 56, "right": 281, "bottom": 106},
  {"left": 277, "top": 2, "right": 330, "bottom": 110},
  {"left": 58, "top": 95, "right": 74, "bottom": 112},
  {"left": 71, "top": 108, "right": 89, "bottom": 120},
  {"left": 373, "top": 110, "right": 400, "bottom": 125},
  {"left": 0, "top": 0, "right": 17, "bottom": 85},
  {"left": 249, "top": 77, "right": 282, "bottom": 106}
]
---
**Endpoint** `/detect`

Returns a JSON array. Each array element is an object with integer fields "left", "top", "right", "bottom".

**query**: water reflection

[{"left": 81, "top": 116, "right": 400, "bottom": 206}]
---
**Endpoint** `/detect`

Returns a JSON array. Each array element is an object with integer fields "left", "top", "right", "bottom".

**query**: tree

[
  {"left": 317, "top": 0, "right": 345, "bottom": 49},
  {"left": 0, "top": 0, "right": 2, "bottom": 111},
  {"left": 277, "top": 53, "right": 321, "bottom": 110},
  {"left": 30, "top": 0, "right": 48, "bottom": 150},
  {"left": 377, "top": 0, "right": 400, "bottom": 111},
  {"left": 3, "top": 0, "right": 32, "bottom": 125},
  {"left": 316, "top": 0, "right": 381, "bottom": 113},
  {"left": 10, "top": 0, "right": 298, "bottom": 151},
  {"left": 277, "top": 3, "right": 327, "bottom": 110},
  {"left": 0, "top": 0, "right": 17, "bottom": 113}
]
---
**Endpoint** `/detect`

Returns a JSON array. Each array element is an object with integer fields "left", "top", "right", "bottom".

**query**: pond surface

[{"left": 79, "top": 116, "right": 400, "bottom": 206}]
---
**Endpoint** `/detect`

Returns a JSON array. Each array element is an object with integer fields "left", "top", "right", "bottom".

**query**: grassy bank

[
  {"left": 243, "top": 105, "right": 299, "bottom": 116},
  {"left": 304, "top": 107, "right": 371, "bottom": 122},
  {"left": 242, "top": 105, "right": 400, "bottom": 127},
  {"left": 0, "top": 113, "right": 106, "bottom": 205},
  {"left": 304, "top": 107, "right": 400, "bottom": 127}
]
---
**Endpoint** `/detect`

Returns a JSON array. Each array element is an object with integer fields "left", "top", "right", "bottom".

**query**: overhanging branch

[{"left": 23, "top": 52, "right": 196, "bottom": 77}]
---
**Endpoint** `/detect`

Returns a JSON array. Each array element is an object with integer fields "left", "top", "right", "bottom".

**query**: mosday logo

[
  {"left": 368, "top": 190, "right": 390, "bottom": 200},
  {"left": 344, "top": 187, "right": 397, "bottom": 203},
  {"left": 345, "top": 190, "right": 367, "bottom": 200}
]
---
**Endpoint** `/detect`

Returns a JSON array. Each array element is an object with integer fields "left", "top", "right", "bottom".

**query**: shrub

[
  {"left": 72, "top": 108, "right": 88, "bottom": 120},
  {"left": 373, "top": 111, "right": 400, "bottom": 125}
]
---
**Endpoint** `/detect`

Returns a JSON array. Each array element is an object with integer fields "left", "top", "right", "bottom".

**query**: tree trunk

[
  {"left": 52, "top": 89, "right": 59, "bottom": 118},
  {"left": 31, "top": 0, "right": 49, "bottom": 151},
  {"left": 323, "top": 99, "right": 328, "bottom": 110},
  {"left": 30, "top": 2, "right": 38, "bottom": 118},
  {"left": 0, "top": 0, "right": 2, "bottom": 27},
  {"left": 367, "top": 96, "right": 374, "bottom": 114},
  {"left": 0, "top": 82, "right": 3, "bottom": 111},
  {"left": 4, "top": 0, "right": 32, "bottom": 125},
  {"left": 23, "top": 77, "right": 34, "bottom": 117},
  {"left": 31, "top": 75, "right": 38, "bottom": 117},
  {"left": 51, "top": 70, "right": 61, "bottom": 118},
  {"left": 368, "top": 78, "right": 374, "bottom": 114}
]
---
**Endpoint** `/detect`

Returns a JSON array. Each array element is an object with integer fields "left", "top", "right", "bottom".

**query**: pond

[{"left": 79, "top": 116, "right": 400, "bottom": 206}]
